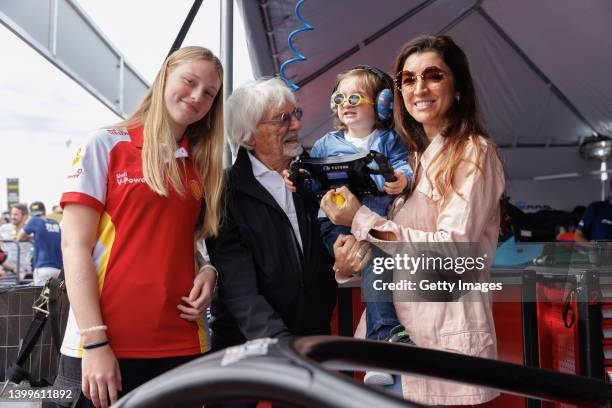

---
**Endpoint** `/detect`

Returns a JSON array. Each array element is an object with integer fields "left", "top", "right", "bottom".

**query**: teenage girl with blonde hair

[{"left": 55, "top": 46, "right": 224, "bottom": 408}]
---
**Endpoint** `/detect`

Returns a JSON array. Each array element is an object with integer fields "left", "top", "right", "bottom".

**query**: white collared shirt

[
  {"left": 344, "top": 129, "right": 379, "bottom": 152},
  {"left": 248, "top": 152, "right": 303, "bottom": 250}
]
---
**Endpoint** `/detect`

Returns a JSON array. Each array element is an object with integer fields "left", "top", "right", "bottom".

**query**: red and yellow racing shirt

[{"left": 60, "top": 126, "right": 207, "bottom": 358}]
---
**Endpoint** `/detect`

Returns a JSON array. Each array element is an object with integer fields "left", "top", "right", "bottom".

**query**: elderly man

[{"left": 206, "top": 78, "right": 337, "bottom": 350}]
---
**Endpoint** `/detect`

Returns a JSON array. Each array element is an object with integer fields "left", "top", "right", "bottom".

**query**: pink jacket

[{"left": 350, "top": 134, "right": 505, "bottom": 405}]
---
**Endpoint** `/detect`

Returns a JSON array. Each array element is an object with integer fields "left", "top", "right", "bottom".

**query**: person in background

[
  {"left": 48, "top": 204, "right": 64, "bottom": 223},
  {"left": 575, "top": 198, "right": 612, "bottom": 242},
  {"left": 18, "top": 201, "right": 63, "bottom": 285},
  {"left": 0, "top": 203, "right": 29, "bottom": 240},
  {"left": 0, "top": 203, "right": 33, "bottom": 278}
]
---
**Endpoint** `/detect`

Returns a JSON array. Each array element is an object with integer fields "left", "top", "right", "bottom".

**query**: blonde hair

[
  {"left": 332, "top": 68, "right": 390, "bottom": 131},
  {"left": 116, "top": 46, "right": 224, "bottom": 237}
]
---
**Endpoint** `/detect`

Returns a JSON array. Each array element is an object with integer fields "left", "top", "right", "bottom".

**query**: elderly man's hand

[
  {"left": 178, "top": 266, "right": 216, "bottom": 321},
  {"left": 281, "top": 169, "right": 297, "bottom": 193},
  {"left": 333, "top": 234, "right": 370, "bottom": 279},
  {"left": 320, "top": 186, "right": 361, "bottom": 227}
]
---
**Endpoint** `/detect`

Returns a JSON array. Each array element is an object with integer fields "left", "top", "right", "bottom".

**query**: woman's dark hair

[
  {"left": 392, "top": 35, "right": 503, "bottom": 202},
  {"left": 392, "top": 35, "right": 488, "bottom": 156}
]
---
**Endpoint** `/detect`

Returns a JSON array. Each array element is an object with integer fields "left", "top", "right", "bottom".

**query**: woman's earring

[{"left": 455, "top": 93, "right": 461, "bottom": 101}]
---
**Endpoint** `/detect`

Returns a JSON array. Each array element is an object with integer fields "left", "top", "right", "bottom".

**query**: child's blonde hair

[{"left": 332, "top": 67, "right": 392, "bottom": 131}]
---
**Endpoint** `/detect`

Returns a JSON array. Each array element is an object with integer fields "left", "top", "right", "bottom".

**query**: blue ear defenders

[{"left": 330, "top": 65, "right": 394, "bottom": 124}]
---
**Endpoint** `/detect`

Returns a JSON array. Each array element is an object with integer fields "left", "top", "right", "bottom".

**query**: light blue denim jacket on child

[{"left": 310, "top": 128, "right": 413, "bottom": 253}]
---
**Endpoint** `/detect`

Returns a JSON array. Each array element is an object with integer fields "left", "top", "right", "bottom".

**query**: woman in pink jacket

[{"left": 321, "top": 35, "right": 505, "bottom": 406}]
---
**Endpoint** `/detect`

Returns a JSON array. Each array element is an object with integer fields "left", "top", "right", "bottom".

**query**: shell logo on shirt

[
  {"left": 115, "top": 171, "right": 145, "bottom": 186},
  {"left": 67, "top": 168, "right": 83, "bottom": 180},
  {"left": 72, "top": 147, "right": 82, "bottom": 166},
  {"left": 190, "top": 179, "right": 203, "bottom": 200}
]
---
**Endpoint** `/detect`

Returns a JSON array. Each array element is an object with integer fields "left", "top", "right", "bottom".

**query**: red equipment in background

[{"left": 332, "top": 268, "right": 608, "bottom": 408}]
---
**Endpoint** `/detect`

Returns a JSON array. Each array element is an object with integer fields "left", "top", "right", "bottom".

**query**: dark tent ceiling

[{"left": 237, "top": 0, "right": 612, "bottom": 154}]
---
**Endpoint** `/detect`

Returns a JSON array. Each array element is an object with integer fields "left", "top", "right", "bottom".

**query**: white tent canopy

[{"left": 237, "top": 0, "right": 612, "bottom": 210}]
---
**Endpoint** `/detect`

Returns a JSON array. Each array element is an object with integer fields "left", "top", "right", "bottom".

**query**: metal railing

[{"left": 114, "top": 336, "right": 612, "bottom": 407}]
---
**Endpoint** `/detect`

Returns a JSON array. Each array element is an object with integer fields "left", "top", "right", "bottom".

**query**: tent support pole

[{"left": 221, "top": 0, "right": 234, "bottom": 167}]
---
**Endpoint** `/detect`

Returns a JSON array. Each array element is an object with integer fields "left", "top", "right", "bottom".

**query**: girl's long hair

[{"left": 115, "top": 46, "right": 224, "bottom": 237}]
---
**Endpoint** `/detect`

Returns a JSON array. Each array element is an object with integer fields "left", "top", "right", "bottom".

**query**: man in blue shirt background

[
  {"left": 18, "top": 201, "right": 63, "bottom": 285},
  {"left": 575, "top": 199, "right": 612, "bottom": 242}
]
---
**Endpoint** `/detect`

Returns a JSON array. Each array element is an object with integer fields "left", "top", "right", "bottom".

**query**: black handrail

[
  {"left": 521, "top": 270, "right": 541, "bottom": 408},
  {"left": 114, "top": 338, "right": 421, "bottom": 408},
  {"left": 115, "top": 336, "right": 612, "bottom": 407},
  {"left": 294, "top": 336, "right": 612, "bottom": 407}
]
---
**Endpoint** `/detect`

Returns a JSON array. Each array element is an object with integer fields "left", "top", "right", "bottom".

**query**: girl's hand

[
  {"left": 384, "top": 170, "right": 408, "bottom": 195},
  {"left": 320, "top": 186, "right": 361, "bottom": 227},
  {"left": 178, "top": 266, "right": 216, "bottom": 321},
  {"left": 82, "top": 345, "right": 122, "bottom": 408}
]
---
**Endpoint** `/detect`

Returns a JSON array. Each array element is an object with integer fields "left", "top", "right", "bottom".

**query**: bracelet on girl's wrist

[
  {"left": 82, "top": 339, "right": 109, "bottom": 350},
  {"left": 77, "top": 325, "right": 107, "bottom": 335}
]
